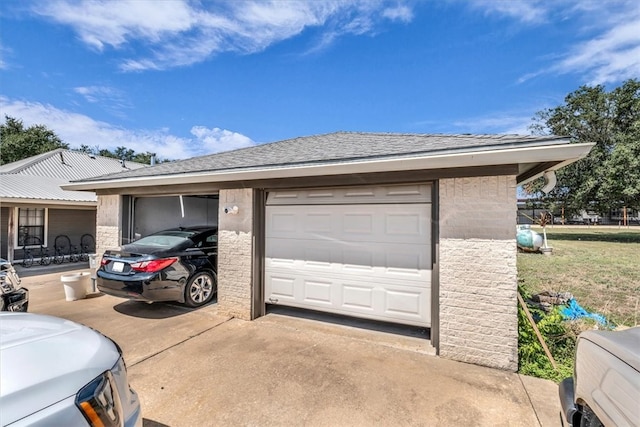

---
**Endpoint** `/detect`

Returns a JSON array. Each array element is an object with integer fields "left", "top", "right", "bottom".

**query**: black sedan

[{"left": 97, "top": 226, "right": 218, "bottom": 307}]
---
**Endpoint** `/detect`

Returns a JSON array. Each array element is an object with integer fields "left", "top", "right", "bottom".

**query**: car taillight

[
  {"left": 130, "top": 257, "right": 178, "bottom": 273},
  {"left": 100, "top": 258, "right": 110, "bottom": 266}
]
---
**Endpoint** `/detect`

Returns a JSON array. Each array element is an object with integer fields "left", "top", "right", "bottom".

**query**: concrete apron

[{"left": 21, "top": 272, "right": 562, "bottom": 427}]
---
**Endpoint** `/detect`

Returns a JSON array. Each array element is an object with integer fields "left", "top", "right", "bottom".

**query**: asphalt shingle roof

[{"left": 77, "top": 132, "right": 569, "bottom": 183}]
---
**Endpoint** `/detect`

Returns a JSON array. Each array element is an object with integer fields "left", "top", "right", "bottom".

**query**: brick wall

[
  {"left": 96, "top": 195, "right": 121, "bottom": 260},
  {"left": 439, "top": 176, "right": 518, "bottom": 371},
  {"left": 217, "top": 189, "right": 254, "bottom": 320}
]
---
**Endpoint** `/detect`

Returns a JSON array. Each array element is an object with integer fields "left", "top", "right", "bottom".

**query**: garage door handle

[{"left": 268, "top": 298, "right": 279, "bottom": 304}]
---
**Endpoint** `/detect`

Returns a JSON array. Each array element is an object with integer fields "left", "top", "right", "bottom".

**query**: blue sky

[{"left": 1, "top": 1, "right": 639, "bottom": 160}]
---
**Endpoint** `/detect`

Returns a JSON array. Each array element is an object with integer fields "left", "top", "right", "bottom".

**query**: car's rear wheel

[{"left": 184, "top": 271, "right": 216, "bottom": 307}]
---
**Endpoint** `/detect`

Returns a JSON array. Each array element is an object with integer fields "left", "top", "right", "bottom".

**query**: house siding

[
  {"left": 438, "top": 176, "right": 518, "bottom": 371},
  {"left": 216, "top": 188, "right": 254, "bottom": 320}
]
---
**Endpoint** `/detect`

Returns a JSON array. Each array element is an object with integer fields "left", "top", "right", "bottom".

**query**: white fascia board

[
  {"left": 62, "top": 142, "right": 595, "bottom": 191},
  {"left": 0, "top": 197, "right": 97, "bottom": 207}
]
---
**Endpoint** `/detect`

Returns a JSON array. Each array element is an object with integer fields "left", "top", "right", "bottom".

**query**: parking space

[
  {"left": 20, "top": 271, "right": 562, "bottom": 427},
  {"left": 22, "top": 270, "right": 229, "bottom": 366}
]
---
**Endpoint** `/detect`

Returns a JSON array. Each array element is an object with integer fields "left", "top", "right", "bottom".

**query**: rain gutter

[{"left": 62, "top": 142, "right": 595, "bottom": 192}]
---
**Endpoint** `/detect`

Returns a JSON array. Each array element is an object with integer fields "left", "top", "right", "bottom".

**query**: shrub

[{"left": 518, "top": 286, "right": 581, "bottom": 382}]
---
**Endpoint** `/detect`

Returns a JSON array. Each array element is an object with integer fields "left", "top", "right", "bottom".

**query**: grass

[{"left": 517, "top": 226, "right": 640, "bottom": 327}]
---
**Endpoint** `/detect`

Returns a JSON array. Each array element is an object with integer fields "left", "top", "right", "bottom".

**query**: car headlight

[{"left": 75, "top": 363, "right": 124, "bottom": 427}]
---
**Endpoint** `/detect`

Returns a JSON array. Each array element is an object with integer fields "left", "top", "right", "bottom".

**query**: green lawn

[{"left": 517, "top": 226, "right": 640, "bottom": 327}]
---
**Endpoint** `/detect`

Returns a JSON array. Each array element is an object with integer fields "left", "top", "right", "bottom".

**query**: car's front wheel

[
  {"left": 184, "top": 271, "right": 216, "bottom": 307},
  {"left": 580, "top": 405, "right": 604, "bottom": 427}
]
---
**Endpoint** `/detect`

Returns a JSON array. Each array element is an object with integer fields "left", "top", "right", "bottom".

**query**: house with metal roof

[
  {"left": 64, "top": 132, "right": 594, "bottom": 371},
  {"left": 0, "top": 149, "right": 146, "bottom": 263}
]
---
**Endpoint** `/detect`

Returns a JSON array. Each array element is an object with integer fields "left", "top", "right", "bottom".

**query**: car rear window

[{"left": 134, "top": 230, "right": 197, "bottom": 247}]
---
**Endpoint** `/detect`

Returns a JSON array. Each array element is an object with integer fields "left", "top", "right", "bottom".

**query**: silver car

[
  {"left": 0, "top": 259, "right": 29, "bottom": 312},
  {"left": 0, "top": 312, "right": 142, "bottom": 426},
  {"left": 559, "top": 327, "right": 640, "bottom": 427}
]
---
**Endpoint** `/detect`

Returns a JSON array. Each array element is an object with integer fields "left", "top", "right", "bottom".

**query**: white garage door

[{"left": 265, "top": 184, "right": 432, "bottom": 327}]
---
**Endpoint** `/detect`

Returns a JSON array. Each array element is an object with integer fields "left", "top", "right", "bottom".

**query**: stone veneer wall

[
  {"left": 96, "top": 195, "right": 121, "bottom": 261},
  {"left": 438, "top": 176, "right": 518, "bottom": 371},
  {"left": 217, "top": 188, "right": 254, "bottom": 320}
]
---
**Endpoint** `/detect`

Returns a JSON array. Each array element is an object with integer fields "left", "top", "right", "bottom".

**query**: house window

[{"left": 17, "top": 208, "right": 47, "bottom": 246}]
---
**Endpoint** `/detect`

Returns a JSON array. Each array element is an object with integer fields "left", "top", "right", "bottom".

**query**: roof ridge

[
  {"left": 0, "top": 148, "right": 148, "bottom": 175},
  {"left": 0, "top": 148, "right": 66, "bottom": 173},
  {"left": 60, "top": 149, "right": 148, "bottom": 166}
]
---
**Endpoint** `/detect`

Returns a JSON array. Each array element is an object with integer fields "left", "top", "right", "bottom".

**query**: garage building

[{"left": 64, "top": 132, "right": 593, "bottom": 371}]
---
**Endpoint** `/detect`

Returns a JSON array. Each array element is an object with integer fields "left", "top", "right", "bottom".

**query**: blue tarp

[{"left": 560, "top": 299, "right": 610, "bottom": 328}]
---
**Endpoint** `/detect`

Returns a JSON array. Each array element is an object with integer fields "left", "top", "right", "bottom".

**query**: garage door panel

[
  {"left": 267, "top": 205, "right": 430, "bottom": 244},
  {"left": 305, "top": 213, "right": 333, "bottom": 233},
  {"left": 385, "top": 212, "right": 422, "bottom": 235},
  {"left": 386, "top": 289, "right": 422, "bottom": 315},
  {"left": 269, "top": 276, "right": 296, "bottom": 301},
  {"left": 304, "top": 280, "right": 333, "bottom": 304},
  {"left": 342, "top": 284, "right": 374, "bottom": 310},
  {"left": 266, "top": 270, "right": 431, "bottom": 326},
  {"left": 343, "top": 213, "right": 374, "bottom": 234},
  {"left": 269, "top": 214, "right": 298, "bottom": 235},
  {"left": 266, "top": 239, "right": 430, "bottom": 280},
  {"left": 342, "top": 249, "right": 375, "bottom": 270},
  {"left": 267, "top": 184, "right": 432, "bottom": 205}
]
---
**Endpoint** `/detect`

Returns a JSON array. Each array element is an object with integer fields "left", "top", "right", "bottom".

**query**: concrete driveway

[{"left": 21, "top": 270, "right": 562, "bottom": 427}]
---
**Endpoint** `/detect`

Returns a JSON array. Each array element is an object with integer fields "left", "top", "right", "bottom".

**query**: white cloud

[
  {"left": 553, "top": 14, "right": 640, "bottom": 84},
  {"left": 30, "top": 0, "right": 416, "bottom": 71},
  {"left": 190, "top": 126, "right": 255, "bottom": 153},
  {"left": 74, "top": 85, "right": 116, "bottom": 103},
  {"left": 0, "top": 42, "right": 11, "bottom": 70},
  {"left": 73, "top": 86, "right": 132, "bottom": 118},
  {"left": 468, "top": 0, "right": 640, "bottom": 85},
  {"left": 449, "top": 112, "right": 535, "bottom": 135},
  {"left": 0, "top": 97, "right": 255, "bottom": 160},
  {"left": 34, "top": 0, "right": 196, "bottom": 51},
  {"left": 382, "top": 5, "right": 413, "bottom": 23},
  {"left": 411, "top": 109, "right": 536, "bottom": 135},
  {"left": 467, "top": 0, "right": 548, "bottom": 24}
]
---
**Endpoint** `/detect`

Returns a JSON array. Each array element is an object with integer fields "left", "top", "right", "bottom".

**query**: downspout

[{"left": 541, "top": 171, "right": 557, "bottom": 194}]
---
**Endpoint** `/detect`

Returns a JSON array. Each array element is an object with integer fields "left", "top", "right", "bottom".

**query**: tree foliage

[
  {"left": 528, "top": 79, "right": 640, "bottom": 216},
  {"left": 0, "top": 116, "right": 69, "bottom": 165},
  {"left": 0, "top": 116, "right": 164, "bottom": 166},
  {"left": 77, "top": 144, "right": 164, "bottom": 164}
]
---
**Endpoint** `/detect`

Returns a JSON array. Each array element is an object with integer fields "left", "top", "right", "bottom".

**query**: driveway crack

[{"left": 128, "top": 317, "right": 233, "bottom": 367}]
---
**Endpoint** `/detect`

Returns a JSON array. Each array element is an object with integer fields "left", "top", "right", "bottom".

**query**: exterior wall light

[{"left": 224, "top": 206, "right": 239, "bottom": 215}]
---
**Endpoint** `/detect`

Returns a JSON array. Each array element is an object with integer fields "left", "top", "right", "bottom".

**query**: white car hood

[{"left": 0, "top": 313, "right": 120, "bottom": 425}]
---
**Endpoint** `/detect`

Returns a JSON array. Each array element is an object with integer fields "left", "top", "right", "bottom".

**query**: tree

[
  {"left": 528, "top": 79, "right": 640, "bottom": 216},
  {"left": 0, "top": 116, "right": 69, "bottom": 165},
  {"left": 95, "top": 146, "right": 162, "bottom": 164}
]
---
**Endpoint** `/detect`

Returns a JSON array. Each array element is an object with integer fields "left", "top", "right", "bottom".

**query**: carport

[
  {"left": 120, "top": 194, "right": 219, "bottom": 242},
  {"left": 64, "top": 132, "right": 594, "bottom": 371}
]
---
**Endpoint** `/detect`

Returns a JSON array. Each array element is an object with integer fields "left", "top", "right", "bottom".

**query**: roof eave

[
  {"left": 0, "top": 197, "right": 97, "bottom": 206},
  {"left": 62, "top": 143, "right": 595, "bottom": 191}
]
